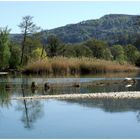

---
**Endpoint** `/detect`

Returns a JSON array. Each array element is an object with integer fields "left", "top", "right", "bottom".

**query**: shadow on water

[
  {"left": 62, "top": 98, "right": 140, "bottom": 122},
  {"left": 1, "top": 73, "right": 140, "bottom": 130},
  {"left": 15, "top": 78, "right": 44, "bottom": 129},
  {"left": 0, "top": 78, "right": 44, "bottom": 129},
  {"left": 29, "top": 79, "right": 140, "bottom": 95},
  {"left": 15, "top": 92, "right": 44, "bottom": 129},
  {"left": 0, "top": 83, "right": 11, "bottom": 108}
]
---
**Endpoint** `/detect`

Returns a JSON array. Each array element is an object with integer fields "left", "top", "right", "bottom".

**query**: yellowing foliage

[{"left": 31, "top": 47, "right": 47, "bottom": 60}]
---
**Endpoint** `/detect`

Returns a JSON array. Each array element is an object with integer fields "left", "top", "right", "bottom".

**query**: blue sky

[{"left": 0, "top": 1, "right": 140, "bottom": 33}]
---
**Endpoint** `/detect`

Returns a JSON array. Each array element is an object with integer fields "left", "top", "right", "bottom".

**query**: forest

[{"left": 1, "top": 15, "right": 140, "bottom": 75}]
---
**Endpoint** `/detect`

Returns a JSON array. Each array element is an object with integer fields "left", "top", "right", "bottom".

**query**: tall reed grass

[{"left": 23, "top": 57, "right": 138, "bottom": 75}]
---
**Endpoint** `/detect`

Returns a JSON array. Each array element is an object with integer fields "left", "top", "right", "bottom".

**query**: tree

[
  {"left": 58, "top": 44, "right": 76, "bottom": 57},
  {"left": 73, "top": 44, "right": 93, "bottom": 57},
  {"left": 124, "top": 44, "right": 140, "bottom": 64},
  {"left": 0, "top": 27, "right": 11, "bottom": 70},
  {"left": 31, "top": 47, "right": 47, "bottom": 60},
  {"left": 135, "top": 56, "right": 140, "bottom": 66},
  {"left": 103, "top": 48, "right": 113, "bottom": 60},
  {"left": 84, "top": 39, "right": 112, "bottom": 60},
  {"left": 47, "top": 35, "right": 60, "bottom": 57},
  {"left": 19, "top": 16, "right": 40, "bottom": 65},
  {"left": 9, "top": 42, "right": 21, "bottom": 69},
  {"left": 111, "top": 45, "right": 126, "bottom": 63},
  {"left": 23, "top": 33, "right": 44, "bottom": 61}
]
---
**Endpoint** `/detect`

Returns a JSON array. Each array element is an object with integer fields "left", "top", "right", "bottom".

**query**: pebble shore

[{"left": 12, "top": 91, "right": 140, "bottom": 100}]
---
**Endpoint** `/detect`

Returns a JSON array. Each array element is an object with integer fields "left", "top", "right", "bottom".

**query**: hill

[
  {"left": 11, "top": 14, "right": 140, "bottom": 46},
  {"left": 46, "top": 14, "right": 140, "bottom": 44}
]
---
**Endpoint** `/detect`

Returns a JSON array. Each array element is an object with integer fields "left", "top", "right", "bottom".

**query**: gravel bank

[{"left": 12, "top": 91, "right": 140, "bottom": 100}]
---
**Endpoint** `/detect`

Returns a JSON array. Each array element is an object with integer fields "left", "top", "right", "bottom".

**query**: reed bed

[{"left": 23, "top": 57, "right": 138, "bottom": 75}]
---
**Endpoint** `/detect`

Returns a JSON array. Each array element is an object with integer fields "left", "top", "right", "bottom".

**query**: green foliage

[
  {"left": 31, "top": 47, "right": 47, "bottom": 60},
  {"left": 38, "top": 14, "right": 140, "bottom": 45},
  {"left": 135, "top": 56, "right": 140, "bottom": 66},
  {"left": 134, "top": 38, "right": 140, "bottom": 50},
  {"left": 9, "top": 43, "right": 21, "bottom": 69},
  {"left": 47, "top": 35, "right": 61, "bottom": 57},
  {"left": 124, "top": 44, "right": 140, "bottom": 64},
  {"left": 0, "top": 27, "right": 11, "bottom": 69},
  {"left": 23, "top": 34, "right": 43, "bottom": 63},
  {"left": 111, "top": 45, "right": 126, "bottom": 64},
  {"left": 84, "top": 39, "right": 112, "bottom": 60},
  {"left": 74, "top": 44, "right": 93, "bottom": 57},
  {"left": 57, "top": 44, "right": 76, "bottom": 57},
  {"left": 103, "top": 48, "right": 113, "bottom": 60},
  {"left": 57, "top": 44, "right": 93, "bottom": 57},
  {"left": 19, "top": 15, "right": 40, "bottom": 65},
  {"left": 1, "top": 14, "right": 140, "bottom": 70}
]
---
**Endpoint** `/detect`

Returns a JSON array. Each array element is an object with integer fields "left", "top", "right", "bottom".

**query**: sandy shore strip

[{"left": 12, "top": 91, "right": 140, "bottom": 100}]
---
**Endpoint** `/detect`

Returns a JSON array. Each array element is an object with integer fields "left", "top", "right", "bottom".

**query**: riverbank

[
  {"left": 12, "top": 91, "right": 140, "bottom": 100},
  {"left": 23, "top": 57, "right": 139, "bottom": 75}
]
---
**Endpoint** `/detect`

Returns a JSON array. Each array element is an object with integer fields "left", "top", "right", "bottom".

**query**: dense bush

[
  {"left": 9, "top": 43, "right": 21, "bottom": 69},
  {"left": 111, "top": 45, "right": 126, "bottom": 64},
  {"left": 84, "top": 39, "right": 112, "bottom": 60},
  {"left": 31, "top": 47, "right": 47, "bottom": 60},
  {"left": 0, "top": 27, "right": 11, "bottom": 70},
  {"left": 124, "top": 44, "right": 140, "bottom": 64}
]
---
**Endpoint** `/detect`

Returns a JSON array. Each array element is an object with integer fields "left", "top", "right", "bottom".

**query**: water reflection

[
  {"left": 15, "top": 87, "right": 44, "bottom": 129},
  {"left": 1, "top": 75, "right": 140, "bottom": 130},
  {"left": 1, "top": 73, "right": 140, "bottom": 96},
  {"left": 62, "top": 98, "right": 140, "bottom": 122},
  {"left": 0, "top": 83, "right": 11, "bottom": 108}
]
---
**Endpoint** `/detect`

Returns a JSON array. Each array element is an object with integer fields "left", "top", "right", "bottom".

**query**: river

[{"left": 0, "top": 73, "right": 140, "bottom": 138}]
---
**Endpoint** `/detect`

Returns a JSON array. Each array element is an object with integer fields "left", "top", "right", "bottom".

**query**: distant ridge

[{"left": 11, "top": 14, "right": 140, "bottom": 47}]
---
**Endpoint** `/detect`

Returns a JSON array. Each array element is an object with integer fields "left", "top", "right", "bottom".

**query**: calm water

[{"left": 0, "top": 73, "right": 140, "bottom": 138}]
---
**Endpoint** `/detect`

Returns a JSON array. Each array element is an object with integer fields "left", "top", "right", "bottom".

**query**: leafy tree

[
  {"left": 0, "top": 27, "right": 11, "bottom": 70},
  {"left": 23, "top": 33, "right": 44, "bottom": 61},
  {"left": 134, "top": 37, "right": 140, "bottom": 50},
  {"left": 58, "top": 44, "right": 76, "bottom": 57},
  {"left": 18, "top": 15, "right": 40, "bottom": 65},
  {"left": 124, "top": 44, "right": 140, "bottom": 64},
  {"left": 73, "top": 44, "right": 92, "bottom": 57},
  {"left": 135, "top": 56, "right": 140, "bottom": 66},
  {"left": 57, "top": 44, "right": 93, "bottom": 57},
  {"left": 111, "top": 45, "right": 126, "bottom": 63},
  {"left": 9, "top": 42, "right": 21, "bottom": 69},
  {"left": 47, "top": 35, "right": 61, "bottom": 57},
  {"left": 103, "top": 48, "right": 113, "bottom": 60},
  {"left": 31, "top": 47, "right": 47, "bottom": 60},
  {"left": 84, "top": 39, "right": 112, "bottom": 59}
]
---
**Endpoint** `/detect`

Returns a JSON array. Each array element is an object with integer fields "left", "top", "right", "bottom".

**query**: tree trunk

[{"left": 20, "top": 26, "right": 27, "bottom": 65}]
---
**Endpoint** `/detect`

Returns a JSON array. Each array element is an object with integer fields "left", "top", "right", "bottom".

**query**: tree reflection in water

[
  {"left": 63, "top": 98, "right": 140, "bottom": 122},
  {"left": 16, "top": 80, "right": 44, "bottom": 129},
  {"left": 0, "top": 83, "right": 11, "bottom": 108}
]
